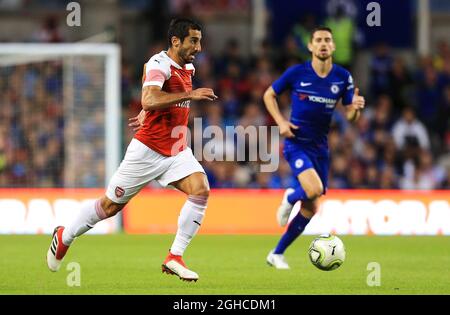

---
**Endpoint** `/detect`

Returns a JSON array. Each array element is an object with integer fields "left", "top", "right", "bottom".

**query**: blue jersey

[{"left": 272, "top": 61, "right": 354, "bottom": 156}]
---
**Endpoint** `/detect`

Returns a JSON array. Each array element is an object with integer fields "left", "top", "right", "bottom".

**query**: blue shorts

[{"left": 283, "top": 145, "right": 329, "bottom": 194}]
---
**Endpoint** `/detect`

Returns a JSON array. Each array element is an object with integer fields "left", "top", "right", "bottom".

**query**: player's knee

[
  {"left": 312, "top": 201, "right": 319, "bottom": 213},
  {"left": 300, "top": 207, "right": 315, "bottom": 219},
  {"left": 306, "top": 199, "right": 320, "bottom": 213},
  {"left": 100, "top": 197, "right": 126, "bottom": 218},
  {"left": 301, "top": 198, "right": 319, "bottom": 218},
  {"left": 104, "top": 203, "right": 126, "bottom": 217},
  {"left": 304, "top": 184, "right": 323, "bottom": 200},
  {"left": 192, "top": 185, "right": 210, "bottom": 198}
]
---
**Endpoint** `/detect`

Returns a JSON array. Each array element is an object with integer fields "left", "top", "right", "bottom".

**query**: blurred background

[
  {"left": 0, "top": 0, "right": 448, "bottom": 192},
  {"left": 1, "top": 2, "right": 449, "bottom": 294}
]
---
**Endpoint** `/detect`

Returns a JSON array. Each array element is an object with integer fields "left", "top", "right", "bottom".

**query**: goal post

[{"left": 0, "top": 43, "right": 121, "bottom": 187}]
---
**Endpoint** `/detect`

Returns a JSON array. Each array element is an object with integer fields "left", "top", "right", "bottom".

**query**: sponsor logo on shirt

[
  {"left": 331, "top": 84, "right": 340, "bottom": 94},
  {"left": 299, "top": 93, "right": 337, "bottom": 108},
  {"left": 174, "top": 100, "right": 191, "bottom": 108}
]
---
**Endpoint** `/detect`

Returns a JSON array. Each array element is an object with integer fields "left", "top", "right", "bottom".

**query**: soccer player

[
  {"left": 263, "top": 26, "right": 365, "bottom": 269},
  {"left": 46, "top": 18, "right": 218, "bottom": 281}
]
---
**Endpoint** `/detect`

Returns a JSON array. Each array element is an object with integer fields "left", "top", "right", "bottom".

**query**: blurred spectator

[
  {"left": 379, "top": 166, "right": 399, "bottom": 189},
  {"left": 365, "top": 165, "right": 380, "bottom": 189},
  {"left": 267, "top": 160, "right": 297, "bottom": 188},
  {"left": 279, "top": 35, "right": 303, "bottom": 70},
  {"left": 250, "top": 172, "right": 272, "bottom": 189},
  {"left": 416, "top": 62, "right": 444, "bottom": 129},
  {"left": 441, "top": 169, "right": 450, "bottom": 189},
  {"left": 30, "top": 16, "right": 64, "bottom": 43},
  {"left": 329, "top": 153, "right": 350, "bottom": 188},
  {"left": 435, "top": 84, "right": 450, "bottom": 143},
  {"left": 369, "top": 95, "right": 394, "bottom": 137},
  {"left": 347, "top": 161, "right": 364, "bottom": 189},
  {"left": 370, "top": 42, "right": 393, "bottom": 98},
  {"left": 433, "top": 40, "right": 450, "bottom": 72},
  {"left": 0, "top": 0, "right": 24, "bottom": 10},
  {"left": 238, "top": 102, "right": 265, "bottom": 128},
  {"left": 215, "top": 38, "right": 245, "bottom": 76},
  {"left": 400, "top": 150, "right": 445, "bottom": 190},
  {"left": 291, "top": 14, "right": 317, "bottom": 63},
  {"left": 388, "top": 57, "right": 413, "bottom": 114},
  {"left": 253, "top": 38, "right": 279, "bottom": 69},
  {"left": 392, "top": 107, "right": 430, "bottom": 151},
  {"left": 2, "top": 14, "right": 448, "bottom": 192},
  {"left": 324, "top": 4, "right": 356, "bottom": 70}
]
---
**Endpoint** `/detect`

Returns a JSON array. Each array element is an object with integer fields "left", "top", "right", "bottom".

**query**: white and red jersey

[{"left": 135, "top": 51, "right": 195, "bottom": 156}]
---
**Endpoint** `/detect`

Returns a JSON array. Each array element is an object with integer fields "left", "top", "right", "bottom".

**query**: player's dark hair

[
  {"left": 310, "top": 26, "right": 333, "bottom": 42},
  {"left": 167, "top": 18, "right": 202, "bottom": 47}
]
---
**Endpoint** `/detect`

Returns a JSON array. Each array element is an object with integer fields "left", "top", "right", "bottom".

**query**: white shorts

[{"left": 106, "top": 139, "right": 205, "bottom": 203}]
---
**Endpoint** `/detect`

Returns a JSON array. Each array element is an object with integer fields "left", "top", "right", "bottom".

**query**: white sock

[
  {"left": 62, "top": 199, "right": 108, "bottom": 246},
  {"left": 170, "top": 195, "right": 207, "bottom": 256}
]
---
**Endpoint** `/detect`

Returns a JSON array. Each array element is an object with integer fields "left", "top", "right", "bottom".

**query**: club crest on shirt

[{"left": 331, "top": 84, "right": 340, "bottom": 94}]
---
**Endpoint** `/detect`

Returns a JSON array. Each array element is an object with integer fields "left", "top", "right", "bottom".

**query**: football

[{"left": 308, "top": 234, "right": 346, "bottom": 271}]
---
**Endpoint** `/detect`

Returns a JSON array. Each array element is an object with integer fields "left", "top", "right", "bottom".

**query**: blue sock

[
  {"left": 287, "top": 185, "right": 308, "bottom": 205},
  {"left": 273, "top": 212, "right": 311, "bottom": 254}
]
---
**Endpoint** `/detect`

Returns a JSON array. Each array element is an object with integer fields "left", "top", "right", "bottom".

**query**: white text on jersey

[
  {"left": 174, "top": 100, "right": 191, "bottom": 108},
  {"left": 307, "top": 95, "right": 336, "bottom": 108}
]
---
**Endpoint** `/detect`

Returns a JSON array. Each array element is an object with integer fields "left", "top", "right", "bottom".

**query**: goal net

[
  {"left": 0, "top": 44, "right": 121, "bottom": 234},
  {"left": 0, "top": 43, "right": 121, "bottom": 188}
]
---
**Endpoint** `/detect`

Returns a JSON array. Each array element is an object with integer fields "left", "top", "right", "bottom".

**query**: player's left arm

[
  {"left": 345, "top": 87, "right": 365, "bottom": 122},
  {"left": 341, "top": 73, "right": 365, "bottom": 122},
  {"left": 128, "top": 109, "right": 146, "bottom": 131},
  {"left": 129, "top": 62, "right": 152, "bottom": 131}
]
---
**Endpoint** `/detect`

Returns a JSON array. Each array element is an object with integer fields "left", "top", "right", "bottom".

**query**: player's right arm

[
  {"left": 263, "top": 87, "right": 298, "bottom": 138},
  {"left": 141, "top": 86, "right": 217, "bottom": 111},
  {"left": 130, "top": 87, "right": 217, "bottom": 131},
  {"left": 140, "top": 55, "right": 217, "bottom": 111},
  {"left": 263, "top": 66, "right": 299, "bottom": 138}
]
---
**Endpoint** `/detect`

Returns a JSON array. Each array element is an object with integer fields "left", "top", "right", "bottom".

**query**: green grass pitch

[{"left": 0, "top": 234, "right": 449, "bottom": 294}]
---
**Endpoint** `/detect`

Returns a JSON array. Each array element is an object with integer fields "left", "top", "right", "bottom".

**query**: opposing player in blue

[{"left": 263, "top": 26, "right": 365, "bottom": 269}]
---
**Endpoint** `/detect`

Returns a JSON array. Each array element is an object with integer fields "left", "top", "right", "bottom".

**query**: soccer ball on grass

[{"left": 308, "top": 234, "right": 346, "bottom": 271}]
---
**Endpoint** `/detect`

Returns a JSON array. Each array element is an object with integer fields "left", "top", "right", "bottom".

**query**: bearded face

[
  {"left": 308, "top": 30, "right": 335, "bottom": 61},
  {"left": 176, "top": 29, "right": 202, "bottom": 64}
]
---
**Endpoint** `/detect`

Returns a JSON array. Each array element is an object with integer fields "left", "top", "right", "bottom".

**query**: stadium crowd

[
  {"left": 0, "top": 13, "right": 449, "bottom": 190},
  {"left": 0, "top": 59, "right": 106, "bottom": 188},
  {"left": 122, "top": 35, "right": 450, "bottom": 190},
  {"left": 0, "top": 62, "right": 65, "bottom": 187}
]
